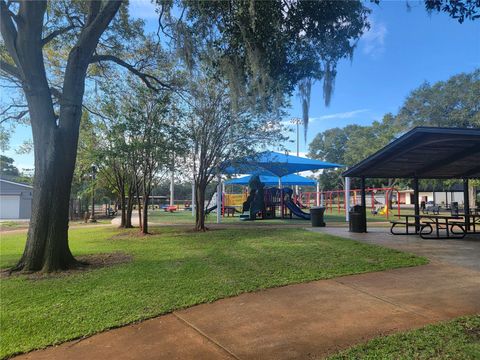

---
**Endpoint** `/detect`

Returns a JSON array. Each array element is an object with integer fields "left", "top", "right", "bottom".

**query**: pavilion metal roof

[{"left": 343, "top": 127, "right": 480, "bottom": 179}]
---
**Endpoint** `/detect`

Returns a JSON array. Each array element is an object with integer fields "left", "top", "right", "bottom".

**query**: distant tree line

[{"left": 308, "top": 70, "right": 480, "bottom": 191}]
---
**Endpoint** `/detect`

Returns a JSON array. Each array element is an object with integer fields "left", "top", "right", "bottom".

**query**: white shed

[{"left": 0, "top": 179, "right": 33, "bottom": 219}]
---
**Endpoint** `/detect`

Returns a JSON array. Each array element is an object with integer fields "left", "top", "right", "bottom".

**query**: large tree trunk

[
  {"left": 15, "top": 114, "right": 81, "bottom": 272},
  {"left": 2, "top": 0, "right": 122, "bottom": 272},
  {"left": 194, "top": 180, "right": 207, "bottom": 231}
]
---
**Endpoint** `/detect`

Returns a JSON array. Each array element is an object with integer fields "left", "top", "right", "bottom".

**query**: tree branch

[
  {"left": 0, "top": 0, "right": 22, "bottom": 72},
  {"left": 0, "top": 109, "right": 29, "bottom": 124},
  {"left": 0, "top": 59, "right": 22, "bottom": 79},
  {"left": 77, "top": 0, "right": 122, "bottom": 57},
  {"left": 42, "top": 25, "right": 76, "bottom": 46},
  {"left": 87, "top": 0, "right": 102, "bottom": 26},
  {"left": 89, "top": 54, "right": 172, "bottom": 91},
  {"left": 49, "top": 86, "right": 63, "bottom": 100},
  {"left": 0, "top": 103, "right": 28, "bottom": 116},
  {"left": 82, "top": 102, "right": 114, "bottom": 122}
]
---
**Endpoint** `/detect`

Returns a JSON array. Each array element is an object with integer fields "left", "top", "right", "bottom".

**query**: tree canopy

[
  {"left": 309, "top": 70, "right": 480, "bottom": 190},
  {"left": 396, "top": 69, "right": 480, "bottom": 128}
]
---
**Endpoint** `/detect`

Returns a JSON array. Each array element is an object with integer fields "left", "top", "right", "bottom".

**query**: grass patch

[
  {"left": 0, "top": 225, "right": 426, "bottom": 358},
  {"left": 146, "top": 208, "right": 398, "bottom": 225},
  {"left": 329, "top": 315, "right": 480, "bottom": 360},
  {"left": 0, "top": 221, "right": 29, "bottom": 231}
]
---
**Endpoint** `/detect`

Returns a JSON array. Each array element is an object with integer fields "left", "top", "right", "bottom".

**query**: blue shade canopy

[
  {"left": 225, "top": 174, "right": 316, "bottom": 186},
  {"left": 222, "top": 151, "right": 343, "bottom": 177}
]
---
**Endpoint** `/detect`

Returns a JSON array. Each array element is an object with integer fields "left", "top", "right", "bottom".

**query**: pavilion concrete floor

[
  {"left": 16, "top": 229, "right": 480, "bottom": 360},
  {"left": 308, "top": 226, "right": 480, "bottom": 271}
]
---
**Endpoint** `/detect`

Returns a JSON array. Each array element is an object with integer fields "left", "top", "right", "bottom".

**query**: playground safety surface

[{"left": 16, "top": 231, "right": 480, "bottom": 360}]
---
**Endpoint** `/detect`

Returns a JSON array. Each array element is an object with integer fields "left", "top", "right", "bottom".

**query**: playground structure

[
  {"left": 218, "top": 185, "right": 400, "bottom": 220},
  {"left": 236, "top": 175, "right": 311, "bottom": 220},
  {"left": 198, "top": 151, "right": 344, "bottom": 223}
]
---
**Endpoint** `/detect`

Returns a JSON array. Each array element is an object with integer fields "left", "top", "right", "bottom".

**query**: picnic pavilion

[{"left": 343, "top": 127, "right": 480, "bottom": 235}]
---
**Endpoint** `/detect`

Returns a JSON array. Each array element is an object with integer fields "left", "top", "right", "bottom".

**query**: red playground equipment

[{"left": 297, "top": 187, "right": 400, "bottom": 219}]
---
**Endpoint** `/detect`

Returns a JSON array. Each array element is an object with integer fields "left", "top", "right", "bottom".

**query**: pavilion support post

[
  {"left": 345, "top": 177, "right": 351, "bottom": 222},
  {"left": 360, "top": 176, "right": 367, "bottom": 232},
  {"left": 463, "top": 178, "right": 470, "bottom": 231},
  {"left": 413, "top": 177, "right": 420, "bottom": 233},
  {"left": 279, "top": 177, "right": 284, "bottom": 219},
  {"left": 316, "top": 181, "right": 320, "bottom": 206}
]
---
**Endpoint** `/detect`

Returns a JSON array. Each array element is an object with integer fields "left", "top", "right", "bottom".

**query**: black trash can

[
  {"left": 451, "top": 202, "right": 459, "bottom": 216},
  {"left": 310, "top": 207, "right": 326, "bottom": 227},
  {"left": 349, "top": 205, "right": 366, "bottom": 233}
]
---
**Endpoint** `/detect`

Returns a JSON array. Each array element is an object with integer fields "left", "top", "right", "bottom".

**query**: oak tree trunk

[
  {"left": 15, "top": 110, "right": 82, "bottom": 272},
  {"left": 142, "top": 194, "right": 149, "bottom": 234},
  {"left": 119, "top": 188, "right": 126, "bottom": 228},
  {"left": 194, "top": 181, "right": 207, "bottom": 231},
  {"left": 126, "top": 185, "right": 134, "bottom": 228},
  {"left": 3, "top": 0, "right": 122, "bottom": 272},
  {"left": 136, "top": 192, "right": 142, "bottom": 230}
]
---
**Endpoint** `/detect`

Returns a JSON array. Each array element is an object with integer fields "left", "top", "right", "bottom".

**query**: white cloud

[
  {"left": 129, "top": 0, "right": 158, "bottom": 20},
  {"left": 362, "top": 18, "right": 387, "bottom": 57},
  {"left": 309, "top": 109, "right": 369, "bottom": 122}
]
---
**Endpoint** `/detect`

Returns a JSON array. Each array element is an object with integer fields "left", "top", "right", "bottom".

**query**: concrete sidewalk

[{"left": 17, "top": 260, "right": 480, "bottom": 360}]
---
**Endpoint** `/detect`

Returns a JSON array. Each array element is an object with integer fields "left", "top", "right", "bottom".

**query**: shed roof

[
  {"left": 0, "top": 178, "right": 33, "bottom": 189},
  {"left": 343, "top": 127, "right": 480, "bottom": 179}
]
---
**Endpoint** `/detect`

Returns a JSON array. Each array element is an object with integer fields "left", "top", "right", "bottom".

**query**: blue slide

[{"left": 285, "top": 199, "right": 311, "bottom": 220}]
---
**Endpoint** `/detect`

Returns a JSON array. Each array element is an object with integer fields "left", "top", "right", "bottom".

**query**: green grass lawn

[
  {"left": 0, "top": 225, "right": 426, "bottom": 358},
  {"left": 146, "top": 207, "right": 406, "bottom": 225},
  {"left": 329, "top": 315, "right": 480, "bottom": 360},
  {"left": 0, "top": 221, "right": 29, "bottom": 231}
]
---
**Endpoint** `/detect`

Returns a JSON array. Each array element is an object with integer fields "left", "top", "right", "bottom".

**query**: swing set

[{"left": 298, "top": 187, "right": 400, "bottom": 219}]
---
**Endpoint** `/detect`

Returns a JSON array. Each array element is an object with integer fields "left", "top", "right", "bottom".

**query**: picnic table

[
  {"left": 390, "top": 214, "right": 468, "bottom": 239},
  {"left": 417, "top": 214, "right": 466, "bottom": 239},
  {"left": 390, "top": 214, "right": 418, "bottom": 235}
]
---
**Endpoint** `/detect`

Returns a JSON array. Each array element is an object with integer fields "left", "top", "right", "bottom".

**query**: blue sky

[{"left": 4, "top": 0, "right": 480, "bottom": 170}]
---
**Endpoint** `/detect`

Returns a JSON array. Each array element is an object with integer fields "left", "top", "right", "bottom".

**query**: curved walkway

[{"left": 16, "top": 230, "right": 480, "bottom": 360}]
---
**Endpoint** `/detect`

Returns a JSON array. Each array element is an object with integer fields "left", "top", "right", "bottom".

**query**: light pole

[
  {"left": 290, "top": 117, "right": 303, "bottom": 196},
  {"left": 290, "top": 117, "right": 303, "bottom": 157},
  {"left": 89, "top": 165, "right": 97, "bottom": 223}
]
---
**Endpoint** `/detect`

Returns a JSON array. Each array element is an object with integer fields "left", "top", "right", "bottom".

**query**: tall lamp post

[
  {"left": 290, "top": 117, "right": 303, "bottom": 196},
  {"left": 89, "top": 165, "right": 97, "bottom": 223}
]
